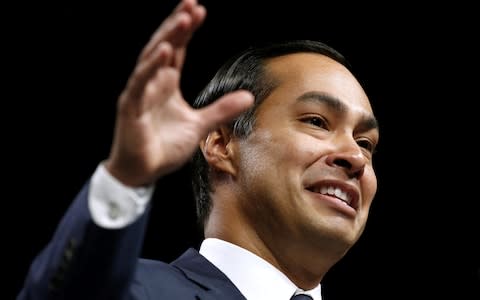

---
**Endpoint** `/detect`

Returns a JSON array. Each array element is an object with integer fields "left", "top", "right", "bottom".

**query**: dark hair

[{"left": 191, "top": 39, "right": 350, "bottom": 227}]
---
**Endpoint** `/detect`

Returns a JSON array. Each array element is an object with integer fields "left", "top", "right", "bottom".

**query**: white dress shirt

[
  {"left": 199, "top": 238, "right": 322, "bottom": 300},
  {"left": 88, "top": 163, "right": 154, "bottom": 228},
  {"left": 88, "top": 163, "right": 322, "bottom": 299}
]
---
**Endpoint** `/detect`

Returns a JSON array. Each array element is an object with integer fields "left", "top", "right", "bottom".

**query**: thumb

[{"left": 197, "top": 90, "right": 254, "bottom": 131}]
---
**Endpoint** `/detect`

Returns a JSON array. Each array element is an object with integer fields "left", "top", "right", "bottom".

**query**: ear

[{"left": 199, "top": 126, "right": 237, "bottom": 176}]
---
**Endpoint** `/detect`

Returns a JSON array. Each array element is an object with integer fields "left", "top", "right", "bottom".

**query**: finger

[
  {"left": 141, "top": 0, "right": 205, "bottom": 61},
  {"left": 196, "top": 90, "right": 255, "bottom": 132},
  {"left": 174, "top": 0, "right": 206, "bottom": 30},
  {"left": 161, "top": 0, "right": 206, "bottom": 44},
  {"left": 170, "top": 5, "right": 206, "bottom": 69},
  {"left": 179, "top": 3, "right": 206, "bottom": 43},
  {"left": 172, "top": 0, "right": 196, "bottom": 14},
  {"left": 124, "top": 42, "right": 174, "bottom": 102},
  {"left": 142, "top": 66, "right": 180, "bottom": 113}
]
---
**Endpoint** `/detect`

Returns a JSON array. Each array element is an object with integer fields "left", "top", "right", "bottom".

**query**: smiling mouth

[{"left": 306, "top": 184, "right": 359, "bottom": 210}]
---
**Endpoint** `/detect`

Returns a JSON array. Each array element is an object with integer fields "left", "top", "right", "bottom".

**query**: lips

[{"left": 305, "top": 180, "right": 360, "bottom": 210}]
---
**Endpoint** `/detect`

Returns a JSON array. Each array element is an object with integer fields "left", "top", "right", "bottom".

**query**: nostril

[
  {"left": 333, "top": 158, "right": 352, "bottom": 169},
  {"left": 333, "top": 158, "right": 363, "bottom": 179}
]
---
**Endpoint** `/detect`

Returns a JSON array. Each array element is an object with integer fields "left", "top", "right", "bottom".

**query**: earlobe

[{"left": 200, "top": 127, "right": 237, "bottom": 176}]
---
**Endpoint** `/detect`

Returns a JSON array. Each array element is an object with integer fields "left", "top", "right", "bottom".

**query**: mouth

[{"left": 305, "top": 180, "right": 360, "bottom": 211}]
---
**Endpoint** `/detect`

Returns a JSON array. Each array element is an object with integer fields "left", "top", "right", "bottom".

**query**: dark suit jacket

[{"left": 17, "top": 181, "right": 247, "bottom": 300}]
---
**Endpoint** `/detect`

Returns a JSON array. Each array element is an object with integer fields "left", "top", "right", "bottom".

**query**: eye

[
  {"left": 302, "top": 116, "right": 328, "bottom": 129},
  {"left": 357, "top": 139, "right": 377, "bottom": 154}
]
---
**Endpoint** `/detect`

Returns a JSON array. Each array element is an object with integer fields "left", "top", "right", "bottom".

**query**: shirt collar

[{"left": 199, "top": 238, "right": 322, "bottom": 300}]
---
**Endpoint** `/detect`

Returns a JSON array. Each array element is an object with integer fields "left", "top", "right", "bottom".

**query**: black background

[{"left": 7, "top": 1, "right": 479, "bottom": 299}]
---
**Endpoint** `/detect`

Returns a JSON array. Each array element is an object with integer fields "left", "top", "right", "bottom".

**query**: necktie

[{"left": 290, "top": 294, "right": 313, "bottom": 300}]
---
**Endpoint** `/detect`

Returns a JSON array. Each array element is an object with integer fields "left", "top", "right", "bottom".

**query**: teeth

[
  {"left": 328, "top": 186, "right": 335, "bottom": 195},
  {"left": 315, "top": 186, "right": 351, "bottom": 205}
]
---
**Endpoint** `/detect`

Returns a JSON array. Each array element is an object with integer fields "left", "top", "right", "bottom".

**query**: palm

[
  {"left": 105, "top": 0, "right": 252, "bottom": 186},
  {"left": 123, "top": 73, "right": 204, "bottom": 180},
  {"left": 110, "top": 64, "right": 251, "bottom": 186},
  {"left": 106, "top": 0, "right": 253, "bottom": 186}
]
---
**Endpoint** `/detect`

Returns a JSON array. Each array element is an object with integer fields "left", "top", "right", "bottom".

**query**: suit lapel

[{"left": 172, "top": 248, "right": 247, "bottom": 300}]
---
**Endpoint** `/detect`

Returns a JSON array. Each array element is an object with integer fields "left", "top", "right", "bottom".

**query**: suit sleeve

[{"left": 16, "top": 178, "right": 152, "bottom": 300}]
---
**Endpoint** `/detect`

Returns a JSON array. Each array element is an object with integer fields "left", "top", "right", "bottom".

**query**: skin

[
  {"left": 202, "top": 53, "right": 379, "bottom": 289},
  {"left": 104, "top": 0, "right": 378, "bottom": 293},
  {"left": 105, "top": 0, "right": 254, "bottom": 186}
]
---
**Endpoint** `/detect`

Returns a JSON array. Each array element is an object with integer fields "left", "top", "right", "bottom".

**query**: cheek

[
  {"left": 236, "top": 133, "right": 293, "bottom": 191},
  {"left": 237, "top": 142, "right": 275, "bottom": 179},
  {"left": 240, "top": 132, "right": 317, "bottom": 174},
  {"left": 362, "top": 167, "right": 378, "bottom": 206},
  {"left": 236, "top": 128, "right": 323, "bottom": 192}
]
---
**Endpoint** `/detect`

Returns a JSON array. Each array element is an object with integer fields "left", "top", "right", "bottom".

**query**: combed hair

[{"left": 191, "top": 39, "right": 350, "bottom": 228}]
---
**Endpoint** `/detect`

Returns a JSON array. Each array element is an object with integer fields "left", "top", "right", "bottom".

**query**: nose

[{"left": 325, "top": 137, "right": 367, "bottom": 179}]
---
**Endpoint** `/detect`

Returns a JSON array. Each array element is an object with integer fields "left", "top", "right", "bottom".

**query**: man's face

[{"left": 232, "top": 53, "right": 379, "bottom": 252}]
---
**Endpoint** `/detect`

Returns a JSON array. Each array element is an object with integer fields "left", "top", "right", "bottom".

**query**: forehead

[{"left": 263, "top": 53, "right": 373, "bottom": 114}]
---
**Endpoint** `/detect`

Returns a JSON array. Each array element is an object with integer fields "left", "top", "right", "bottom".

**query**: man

[{"left": 17, "top": 0, "right": 379, "bottom": 299}]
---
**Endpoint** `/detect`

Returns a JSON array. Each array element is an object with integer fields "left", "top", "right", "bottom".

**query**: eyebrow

[{"left": 297, "top": 91, "right": 379, "bottom": 132}]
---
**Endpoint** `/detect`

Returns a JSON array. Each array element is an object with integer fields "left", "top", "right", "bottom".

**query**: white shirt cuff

[{"left": 88, "top": 163, "right": 154, "bottom": 229}]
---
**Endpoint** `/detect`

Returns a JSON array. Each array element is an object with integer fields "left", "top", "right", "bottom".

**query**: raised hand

[{"left": 105, "top": 0, "right": 254, "bottom": 187}]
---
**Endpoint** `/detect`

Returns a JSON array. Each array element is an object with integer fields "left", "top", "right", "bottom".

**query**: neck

[{"left": 205, "top": 202, "right": 347, "bottom": 289}]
